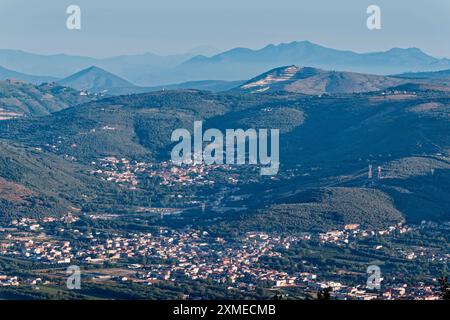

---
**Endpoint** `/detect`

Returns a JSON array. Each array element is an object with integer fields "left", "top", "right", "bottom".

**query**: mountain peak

[
  {"left": 85, "top": 65, "right": 102, "bottom": 71},
  {"left": 291, "top": 40, "right": 318, "bottom": 47},
  {"left": 178, "top": 41, "right": 449, "bottom": 81},
  {"left": 235, "top": 65, "right": 405, "bottom": 94},
  {"left": 238, "top": 65, "right": 322, "bottom": 93},
  {"left": 58, "top": 65, "right": 136, "bottom": 93},
  {"left": 80, "top": 65, "right": 110, "bottom": 74},
  {"left": 384, "top": 47, "right": 430, "bottom": 57}
]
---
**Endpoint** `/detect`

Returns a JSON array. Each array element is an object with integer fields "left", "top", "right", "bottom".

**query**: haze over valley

[{"left": 0, "top": 39, "right": 449, "bottom": 300}]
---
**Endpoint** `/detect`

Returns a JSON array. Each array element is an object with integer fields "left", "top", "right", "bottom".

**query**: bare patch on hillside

[{"left": 0, "top": 177, "right": 34, "bottom": 202}]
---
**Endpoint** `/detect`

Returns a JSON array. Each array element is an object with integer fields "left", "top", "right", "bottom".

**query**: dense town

[
  {"left": 89, "top": 156, "right": 256, "bottom": 188},
  {"left": 0, "top": 213, "right": 447, "bottom": 300}
]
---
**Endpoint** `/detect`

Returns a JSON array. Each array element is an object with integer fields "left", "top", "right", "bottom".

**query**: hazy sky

[{"left": 1, "top": 0, "right": 449, "bottom": 58}]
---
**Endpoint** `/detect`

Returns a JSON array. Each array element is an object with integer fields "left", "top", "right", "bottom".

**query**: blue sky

[{"left": 1, "top": 0, "right": 449, "bottom": 58}]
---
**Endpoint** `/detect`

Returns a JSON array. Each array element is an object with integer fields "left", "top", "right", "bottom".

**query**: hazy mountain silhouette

[
  {"left": 175, "top": 41, "right": 450, "bottom": 83},
  {"left": 395, "top": 69, "right": 450, "bottom": 79},
  {"left": 0, "top": 65, "right": 58, "bottom": 84},
  {"left": 2, "top": 41, "right": 450, "bottom": 87},
  {"left": 0, "top": 49, "right": 193, "bottom": 85}
]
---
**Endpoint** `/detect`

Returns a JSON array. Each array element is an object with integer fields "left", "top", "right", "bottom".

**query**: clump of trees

[
  {"left": 317, "top": 287, "right": 332, "bottom": 300},
  {"left": 439, "top": 276, "right": 450, "bottom": 300}
]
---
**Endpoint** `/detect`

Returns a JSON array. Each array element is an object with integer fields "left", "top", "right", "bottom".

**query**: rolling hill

[
  {"left": 0, "top": 80, "right": 95, "bottom": 118},
  {"left": 233, "top": 66, "right": 405, "bottom": 94},
  {"left": 221, "top": 188, "right": 405, "bottom": 234},
  {"left": 0, "top": 66, "right": 58, "bottom": 84},
  {"left": 0, "top": 90, "right": 276, "bottom": 161},
  {"left": 0, "top": 139, "right": 156, "bottom": 218},
  {"left": 147, "top": 80, "right": 244, "bottom": 93},
  {"left": 59, "top": 66, "right": 244, "bottom": 95},
  {"left": 0, "top": 141, "right": 104, "bottom": 217},
  {"left": 0, "top": 86, "right": 449, "bottom": 228}
]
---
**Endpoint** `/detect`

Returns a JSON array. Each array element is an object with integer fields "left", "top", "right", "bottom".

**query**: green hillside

[
  {"left": 0, "top": 80, "right": 95, "bottom": 118},
  {"left": 0, "top": 87, "right": 449, "bottom": 230}
]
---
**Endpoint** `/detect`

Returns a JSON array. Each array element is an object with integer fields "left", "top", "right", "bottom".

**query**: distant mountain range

[
  {"left": 3, "top": 63, "right": 450, "bottom": 98},
  {"left": 57, "top": 66, "right": 243, "bottom": 95},
  {"left": 395, "top": 69, "right": 450, "bottom": 80},
  {"left": 174, "top": 41, "right": 450, "bottom": 83},
  {"left": 3, "top": 62, "right": 450, "bottom": 99},
  {"left": 0, "top": 49, "right": 193, "bottom": 86},
  {"left": 1, "top": 41, "right": 450, "bottom": 86},
  {"left": 0, "top": 65, "right": 58, "bottom": 84},
  {"left": 55, "top": 64, "right": 450, "bottom": 96}
]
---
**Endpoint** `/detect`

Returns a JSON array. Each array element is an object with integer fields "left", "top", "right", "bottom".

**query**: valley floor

[{"left": 0, "top": 213, "right": 448, "bottom": 300}]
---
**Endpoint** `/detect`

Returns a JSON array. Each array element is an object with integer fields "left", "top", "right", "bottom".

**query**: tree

[
  {"left": 272, "top": 292, "right": 285, "bottom": 300},
  {"left": 317, "top": 287, "right": 332, "bottom": 300},
  {"left": 438, "top": 276, "right": 450, "bottom": 300}
]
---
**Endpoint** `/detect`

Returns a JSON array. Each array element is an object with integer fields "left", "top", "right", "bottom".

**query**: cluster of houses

[
  {"left": 319, "top": 223, "right": 413, "bottom": 245},
  {"left": 0, "top": 275, "right": 20, "bottom": 287},
  {"left": 90, "top": 157, "right": 143, "bottom": 188},
  {"left": 89, "top": 156, "right": 250, "bottom": 189},
  {"left": 0, "top": 214, "right": 447, "bottom": 300},
  {"left": 74, "top": 230, "right": 304, "bottom": 288},
  {"left": 0, "top": 237, "right": 73, "bottom": 265}
]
